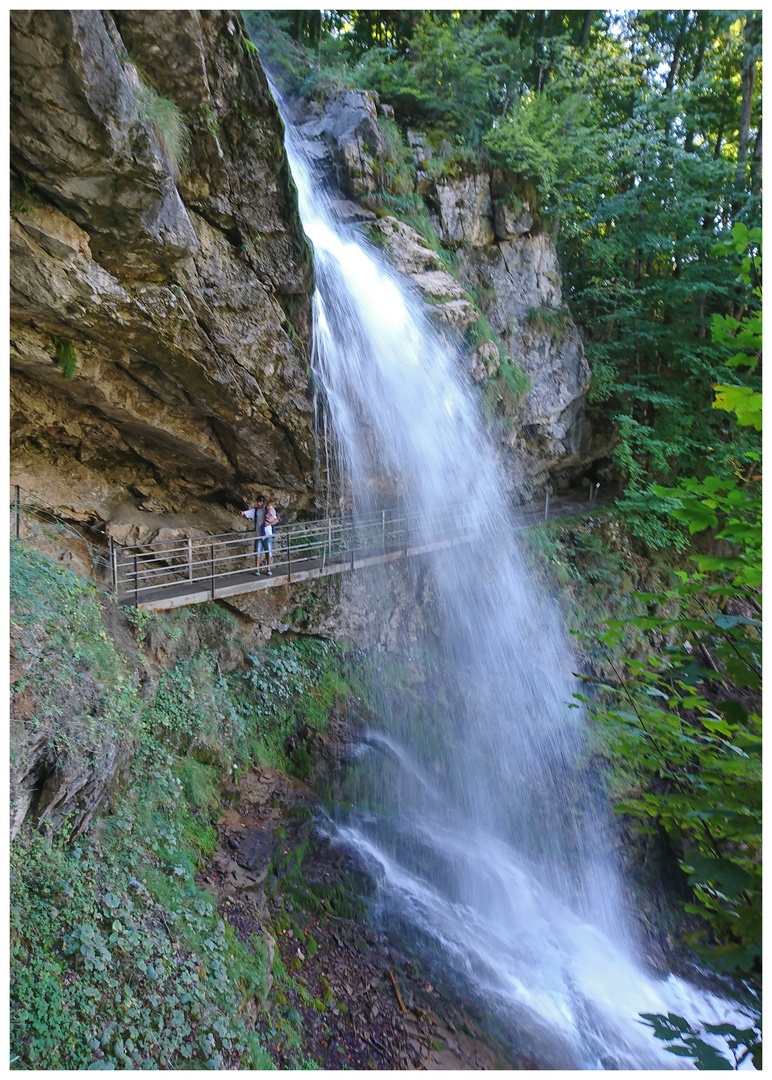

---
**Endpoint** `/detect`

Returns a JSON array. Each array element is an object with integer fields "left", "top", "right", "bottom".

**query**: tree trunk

[
  {"left": 750, "top": 120, "right": 762, "bottom": 198},
  {"left": 733, "top": 15, "right": 760, "bottom": 208},
  {"left": 665, "top": 11, "right": 691, "bottom": 95},
  {"left": 684, "top": 27, "right": 708, "bottom": 153},
  {"left": 580, "top": 10, "right": 595, "bottom": 49}
]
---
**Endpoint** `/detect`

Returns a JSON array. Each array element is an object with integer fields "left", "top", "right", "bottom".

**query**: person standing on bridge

[
  {"left": 240, "top": 496, "right": 266, "bottom": 575},
  {"left": 262, "top": 499, "right": 279, "bottom": 575}
]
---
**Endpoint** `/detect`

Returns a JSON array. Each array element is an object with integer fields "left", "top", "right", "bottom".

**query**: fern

[{"left": 51, "top": 337, "right": 77, "bottom": 379}]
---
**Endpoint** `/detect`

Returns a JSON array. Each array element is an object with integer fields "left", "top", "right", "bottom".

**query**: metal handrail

[
  {"left": 10, "top": 484, "right": 112, "bottom": 576},
  {"left": 10, "top": 483, "right": 465, "bottom": 607},
  {"left": 113, "top": 502, "right": 463, "bottom": 605}
]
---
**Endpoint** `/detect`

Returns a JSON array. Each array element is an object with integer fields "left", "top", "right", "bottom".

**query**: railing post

[
  {"left": 109, "top": 536, "right": 116, "bottom": 594},
  {"left": 210, "top": 543, "right": 215, "bottom": 599},
  {"left": 14, "top": 485, "right": 20, "bottom": 539},
  {"left": 544, "top": 485, "right": 551, "bottom": 523},
  {"left": 188, "top": 537, "right": 193, "bottom": 582},
  {"left": 382, "top": 509, "right": 386, "bottom": 552},
  {"left": 133, "top": 554, "right": 139, "bottom": 608},
  {"left": 287, "top": 529, "right": 292, "bottom": 582},
  {"left": 351, "top": 519, "right": 355, "bottom": 572}
]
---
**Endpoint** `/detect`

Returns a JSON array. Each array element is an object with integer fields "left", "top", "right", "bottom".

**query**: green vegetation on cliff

[
  {"left": 522, "top": 245, "right": 761, "bottom": 1063},
  {"left": 10, "top": 546, "right": 373, "bottom": 1070}
]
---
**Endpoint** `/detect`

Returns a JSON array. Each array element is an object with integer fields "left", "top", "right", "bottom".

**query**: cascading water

[{"left": 273, "top": 89, "right": 752, "bottom": 1069}]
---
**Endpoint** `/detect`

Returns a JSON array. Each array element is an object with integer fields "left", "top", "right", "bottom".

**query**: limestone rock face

[
  {"left": 10, "top": 10, "right": 317, "bottom": 535},
  {"left": 368, "top": 216, "right": 478, "bottom": 335},
  {"left": 297, "top": 88, "right": 385, "bottom": 199},
  {"left": 461, "top": 236, "right": 592, "bottom": 489},
  {"left": 434, "top": 173, "right": 495, "bottom": 248}
]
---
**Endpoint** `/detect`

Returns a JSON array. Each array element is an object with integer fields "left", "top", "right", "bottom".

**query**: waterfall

[{"left": 273, "top": 91, "right": 751, "bottom": 1069}]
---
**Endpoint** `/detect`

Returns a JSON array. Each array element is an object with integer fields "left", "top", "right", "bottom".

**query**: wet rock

[
  {"left": 492, "top": 198, "right": 534, "bottom": 241},
  {"left": 235, "top": 821, "right": 273, "bottom": 872},
  {"left": 368, "top": 216, "right": 443, "bottom": 275},
  {"left": 460, "top": 235, "right": 596, "bottom": 491},
  {"left": 303, "top": 88, "right": 386, "bottom": 199},
  {"left": 238, "top": 767, "right": 282, "bottom": 806}
]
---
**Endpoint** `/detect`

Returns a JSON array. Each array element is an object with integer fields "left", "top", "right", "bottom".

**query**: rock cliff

[{"left": 10, "top": 10, "right": 317, "bottom": 541}]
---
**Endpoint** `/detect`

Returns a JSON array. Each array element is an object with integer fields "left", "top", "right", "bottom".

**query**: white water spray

[{"left": 274, "top": 91, "right": 752, "bottom": 1069}]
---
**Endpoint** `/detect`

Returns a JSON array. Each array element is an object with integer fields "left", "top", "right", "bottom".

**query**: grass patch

[
  {"left": 50, "top": 336, "right": 77, "bottom": 378},
  {"left": 525, "top": 304, "right": 572, "bottom": 344},
  {"left": 377, "top": 115, "right": 415, "bottom": 196},
  {"left": 125, "top": 61, "right": 189, "bottom": 174}
]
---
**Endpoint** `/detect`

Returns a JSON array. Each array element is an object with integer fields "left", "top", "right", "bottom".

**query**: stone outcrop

[
  {"left": 363, "top": 207, "right": 593, "bottom": 494},
  {"left": 368, "top": 216, "right": 478, "bottom": 335},
  {"left": 221, "top": 559, "right": 436, "bottom": 655},
  {"left": 460, "top": 237, "right": 593, "bottom": 491},
  {"left": 10, "top": 10, "right": 317, "bottom": 539},
  {"left": 434, "top": 173, "right": 495, "bottom": 249},
  {"left": 297, "top": 88, "right": 386, "bottom": 199},
  {"left": 288, "top": 86, "right": 598, "bottom": 497}
]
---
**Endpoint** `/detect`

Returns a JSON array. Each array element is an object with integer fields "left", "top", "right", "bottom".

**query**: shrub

[
  {"left": 525, "top": 304, "right": 572, "bottom": 344},
  {"left": 377, "top": 116, "right": 415, "bottom": 196}
]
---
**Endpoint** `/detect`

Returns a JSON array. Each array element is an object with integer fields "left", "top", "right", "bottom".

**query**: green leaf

[
  {"left": 712, "top": 385, "right": 762, "bottom": 430},
  {"left": 683, "top": 854, "right": 753, "bottom": 897}
]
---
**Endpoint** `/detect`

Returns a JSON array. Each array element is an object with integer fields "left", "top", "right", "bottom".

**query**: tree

[{"left": 578, "top": 227, "right": 761, "bottom": 1067}]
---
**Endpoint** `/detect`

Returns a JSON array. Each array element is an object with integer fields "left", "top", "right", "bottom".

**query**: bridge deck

[{"left": 130, "top": 536, "right": 461, "bottom": 611}]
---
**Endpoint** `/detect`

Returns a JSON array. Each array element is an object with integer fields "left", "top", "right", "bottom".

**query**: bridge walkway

[{"left": 11, "top": 485, "right": 602, "bottom": 612}]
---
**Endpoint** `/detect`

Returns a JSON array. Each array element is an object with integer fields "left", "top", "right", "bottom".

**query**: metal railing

[
  {"left": 112, "top": 503, "right": 465, "bottom": 607},
  {"left": 10, "top": 485, "right": 112, "bottom": 581},
  {"left": 11, "top": 482, "right": 599, "bottom": 610}
]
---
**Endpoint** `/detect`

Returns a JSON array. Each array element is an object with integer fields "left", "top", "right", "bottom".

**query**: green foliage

[
  {"left": 641, "top": 1013, "right": 760, "bottom": 1070},
  {"left": 466, "top": 315, "right": 496, "bottom": 349},
  {"left": 10, "top": 176, "right": 42, "bottom": 216},
  {"left": 363, "top": 190, "right": 448, "bottom": 261},
  {"left": 128, "top": 63, "right": 189, "bottom": 173},
  {"left": 575, "top": 237, "right": 761, "bottom": 1057},
  {"left": 51, "top": 336, "right": 77, "bottom": 379},
  {"left": 10, "top": 541, "right": 382, "bottom": 1069},
  {"left": 376, "top": 115, "right": 414, "bottom": 195},
  {"left": 577, "top": 600, "right": 761, "bottom": 968},
  {"left": 195, "top": 102, "right": 220, "bottom": 138},
  {"left": 10, "top": 795, "right": 272, "bottom": 1069},
  {"left": 485, "top": 82, "right": 599, "bottom": 217},
  {"left": 10, "top": 546, "right": 138, "bottom": 784},
  {"left": 498, "top": 358, "right": 530, "bottom": 402}
]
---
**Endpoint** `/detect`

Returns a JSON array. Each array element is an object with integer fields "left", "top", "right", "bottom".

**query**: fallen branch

[{"left": 388, "top": 968, "right": 407, "bottom": 1014}]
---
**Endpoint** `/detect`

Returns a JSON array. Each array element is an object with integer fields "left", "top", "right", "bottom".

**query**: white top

[{"left": 244, "top": 506, "right": 266, "bottom": 526}]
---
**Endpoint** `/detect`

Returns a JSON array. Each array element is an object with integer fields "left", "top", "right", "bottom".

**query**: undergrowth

[{"left": 10, "top": 543, "right": 374, "bottom": 1070}]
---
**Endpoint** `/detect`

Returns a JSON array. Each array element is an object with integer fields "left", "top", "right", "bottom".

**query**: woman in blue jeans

[{"left": 260, "top": 500, "right": 279, "bottom": 575}]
